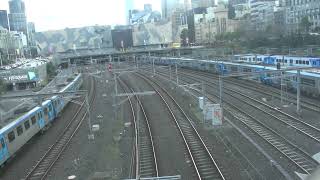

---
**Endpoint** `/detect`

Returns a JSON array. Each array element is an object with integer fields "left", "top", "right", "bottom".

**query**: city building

[
  {"left": 112, "top": 26, "right": 133, "bottom": 50},
  {"left": 192, "top": 0, "right": 215, "bottom": 8},
  {"left": 162, "top": 0, "right": 182, "bottom": 20},
  {"left": 0, "top": 27, "right": 25, "bottom": 61},
  {"left": 192, "top": 5, "right": 241, "bottom": 44},
  {"left": 184, "top": 0, "right": 192, "bottom": 10},
  {"left": 129, "top": 4, "right": 161, "bottom": 25},
  {"left": 8, "top": 0, "right": 28, "bottom": 37},
  {"left": 0, "top": 59, "right": 48, "bottom": 90},
  {"left": 285, "top": 0, "right": 320, "bottom": 32},
  {"left": 194, "top": 7, "right": 216, "bottom": 44},
  {"left": 27, "top": 22, "right": 36, "bottom": 46},
  {"left": 250, "top": 0, "right": 276, "bottom": 31},
  {"left": 229, "top": 0, "right": 248, "bottom": 5},
  {"left": 0, "top": 10, "right": 9, "bottom": 30},
  {"left": 171, "top": 8, "right": 188, "bottom": 42},
  {"left": 215, "top": 5, "right": 240, "bottom": 33},
  {"left": 233, "top": 3, "right": 250, "bottom": 19}
]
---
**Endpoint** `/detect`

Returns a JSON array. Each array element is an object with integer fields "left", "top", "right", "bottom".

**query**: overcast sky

[{"left": 0, "top": 0, "right": 161, "bottom": 32}]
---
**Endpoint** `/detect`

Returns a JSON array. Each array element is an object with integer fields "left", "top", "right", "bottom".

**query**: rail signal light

[{"left": 108, "top": 64, "right": 112, "bottom": 72}]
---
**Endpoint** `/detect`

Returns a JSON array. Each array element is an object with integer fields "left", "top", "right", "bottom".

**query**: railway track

[
  {"left": 146, "top": 66, "right": 320, "bottom": 144},
  {"left": 185, "top": 69, "right": 320, "bottom": 113},
  {"left": 142, "top": 67, "right": 320, "bottom": 175},
  {"left": 118, "top": 78, "right": 159, "bottom": 178},
  {"left": 25, "top": 75, "right": 97, "bottom": 180},
  {"left": 181, "top": 70, "right": 320, "bottom": 144},
  {"left": 136, "top": 72, "right": 226, "bottom": 180},
  {"left": 189, "top": 82, "right": 319, "bottom": 175}
]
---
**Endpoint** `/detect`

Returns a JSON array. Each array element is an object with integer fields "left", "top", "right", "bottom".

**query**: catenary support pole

[{"left": 297, "top": 70, "right": 301, "bottom": 115}]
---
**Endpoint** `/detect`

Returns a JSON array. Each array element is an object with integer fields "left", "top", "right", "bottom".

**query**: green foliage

[
  {"left": 300, "top": 16, "right": 312, "bottom": 33},
  {"left": 46, "top": 62, "right": 57, "bottom": 79},
  {"left": 180, "top": 28, "right": 189, "bottom": 46},
  {"left": 313, "top": 26, "right": 320, "bottom": 32},
  {"left": 0, "top": 78, "right": 6, "bottom": 94}
]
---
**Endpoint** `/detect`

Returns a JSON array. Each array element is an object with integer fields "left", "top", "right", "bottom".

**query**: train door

[
  {"left": 36, "top": 111, "right": 45, "bottom": 129},
  {"left": 0, "top": 135, "right": 9, "bottom": 165},
  {"left": 43, "top": 106, "right": 50, "bottom": 125},
  {"left": 48, "top": 104, "right": 55, "bottom": 121},
  {"left": 52, "top": 100, "right": 58, "bottom": 117}
]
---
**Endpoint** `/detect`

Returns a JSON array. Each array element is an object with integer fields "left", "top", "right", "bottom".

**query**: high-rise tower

[{"left": 8, "top": 0, "right": 27, "bottom": 36}]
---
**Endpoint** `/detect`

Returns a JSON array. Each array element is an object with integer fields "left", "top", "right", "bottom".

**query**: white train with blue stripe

[
  {"left": 147, "top": 56, "right": 320, "bottom": 98},
  {"left": 0, "top": 73, "right": 83, "bottom": 167},
  {"left": 234, "top": 54, "right": 320, "bottom": 67}
]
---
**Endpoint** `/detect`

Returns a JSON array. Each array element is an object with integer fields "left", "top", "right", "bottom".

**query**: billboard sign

[
  {"left": 204, "top": 103, "right": 223, "bottom": 126},
  {"left": 212, "top": 104, "right": 223, "bottom": 126},
  {"left": 204, "top": 103, "right": 214, "bottom": 122},
  {"left": 6, "top": 75, "right": 28, "bottom": 82},
  {"left": 1, "top": 71, "right": 38, "bottom": 83},
  {"left": 28, "top": 71, "right": 37, "bottom": 80}
]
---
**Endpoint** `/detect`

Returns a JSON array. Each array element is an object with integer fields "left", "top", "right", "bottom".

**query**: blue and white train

[
  {"left": 234, "top": 54, "right": 320, "bottom": 67},
  {"left": 0, "top": 73, "right": 83, "bottom": 166},
  {"left": 147, "top": 56, "right": 320, "bottom": 98}
]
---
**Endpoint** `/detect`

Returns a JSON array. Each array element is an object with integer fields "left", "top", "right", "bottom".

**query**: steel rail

[
  {"left": 25, "top": 76, "right": 97, "bottom": 180},
  {"left": 136, "top": 73, "right": 226, "bottom": 180}
]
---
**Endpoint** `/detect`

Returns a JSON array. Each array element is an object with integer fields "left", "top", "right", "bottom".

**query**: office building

[
  {"left": 8, "top": 0, "right": 28, "bottom": 36},
  {"left": 0, "top": 10, "right": 9, "bottom": 30}
]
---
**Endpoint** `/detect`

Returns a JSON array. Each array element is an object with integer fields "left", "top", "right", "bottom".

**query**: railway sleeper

[{"left": 140, "top": 164, "right": 154, "bottom": 170}]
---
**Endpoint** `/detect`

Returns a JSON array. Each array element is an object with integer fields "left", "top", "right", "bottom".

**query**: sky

[{"left": 0, "top": 0, "right": 162, "bottom": 32}]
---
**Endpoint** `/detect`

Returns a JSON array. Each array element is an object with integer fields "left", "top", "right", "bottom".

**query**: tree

[
  {"left": 313, "top": 26, "right": 320, "bottom": 32},
  {"left": 228, "top": 3, "right": 236, "bottom": 19},
  {"left": 180, "top": 28, "right": 189, "bottom": 46},
  {"left": 0, "top": 78, "right": 6, "bottom": 94},
  {"left": 300, "top": 16, "right": 312, "bottom": 33},
  {"left": 46, "top": 62, "right": 57, "bottom": 79}
]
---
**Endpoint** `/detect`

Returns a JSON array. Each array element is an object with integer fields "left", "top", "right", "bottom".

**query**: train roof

[
  {"left": 0, "top": 106, "right": 41, "bottom": 134},
  {"left": 59, "top": 73, "right": 81, "bottom": 93},
  {"left": 236, "top": 54, "right": 320, "bottom": 59},
  {"left": 42, "top": 99, "right": 51, "bottom": 106},
  {"left": 175, "top": 57, "right": 320, "bottom": 78}
]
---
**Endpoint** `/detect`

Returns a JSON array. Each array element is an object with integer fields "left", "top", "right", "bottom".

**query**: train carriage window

[
  {"left": 44, "top": 107, "right": 48, "bottom": 115},
  {"left": 296, "top": 60, "right": 298, "bottom": 64},
  {"left": 8, "top": 131, "right": 15, "bottom": 142},
  {"left": 1, "top": 139, "right": 5, "bottom": 149},
  {"left": 231, "top": 66, "right": 238, "bottom": 72},
  {"left": 49, "top": 105, "right": 53, "bottom": 112},
  {"left": 31, "top": 116, "right": 36, "bottom": 125},
  {"left": 290, "top": 59, "right": 293, "bottom": 63},
  {"left": 306, "top": 61, "right": 309, "bottom": 65},
  {"left": 299, "top": 60, "right": 302, "bottom": 64},
  {"left": 17, "top": 126, "right": 23, "bottom": 136},
  {"left": 285, "top": 60, "right": 288, "bottom": 63},
  {"left": 24, "top": 120, "right": 30, "bottom": 130},
  {"left": 303, "top": 61, "right": 306, "bottom": 64}
]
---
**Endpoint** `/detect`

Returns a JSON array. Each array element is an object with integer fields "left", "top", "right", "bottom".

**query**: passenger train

[
  {"left": 146, "top": 56, "right": 320, "bottom": 98},
  {"left": 234, "top": 54, "right": 320, "bottom": 67},
  {"left": 0, "top": 73, "right": 83, "bottom": 167}
]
